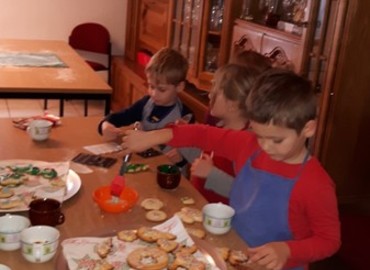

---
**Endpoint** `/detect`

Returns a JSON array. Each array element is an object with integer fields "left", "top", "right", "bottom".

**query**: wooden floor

[{"left": 0, "top": 99, "right": 105, "bottom": 118}]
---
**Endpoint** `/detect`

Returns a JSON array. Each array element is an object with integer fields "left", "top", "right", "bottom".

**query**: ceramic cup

[
  {"left": 0, "top": 214, "right": 31, "bottom": 251},
  {"left": 28, "top": 198, "right": 65, "bottom": 226},
  {"left": 156, "top": 164, "right": 181, "bottom": 190},
  {"left": 20, "top": 225, "right": 59, "bottom": 263},
  {"left": 202, "top": 202, "right": 235, "bottom": 235},
  {"left": 26, "top": 119, "right": 53, "bottom": 141},
  {"left": 0, "top": 264, "right": 11, "bottom": 270}
]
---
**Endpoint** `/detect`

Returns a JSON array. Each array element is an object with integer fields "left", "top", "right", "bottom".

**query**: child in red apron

[{"left": 122, "top": 69, "right": 341, "bottom": 270}]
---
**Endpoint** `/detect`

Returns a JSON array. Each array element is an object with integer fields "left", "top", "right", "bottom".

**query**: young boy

[
  {"left": 121, "top": 69, "right": 341, "bottom": 270},
  {"left": 98, "top": 47, "right": 195, "bottom": 165}
]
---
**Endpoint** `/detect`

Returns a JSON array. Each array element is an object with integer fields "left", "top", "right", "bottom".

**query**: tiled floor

[{"left": 0, "top": 99, "right": 106, "bottom": 118}]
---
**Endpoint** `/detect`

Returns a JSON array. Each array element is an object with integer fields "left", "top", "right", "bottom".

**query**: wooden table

[
  {"left": 0, "top": 117, "right": 248, "bottom": 270},
  {"left": 0, "top": 39, "right": 112, "bottom": 116}
]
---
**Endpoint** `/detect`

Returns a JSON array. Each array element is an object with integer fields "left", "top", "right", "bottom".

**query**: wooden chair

[{"left": 44, "top": 22, "right": 112, "bottom": 116}]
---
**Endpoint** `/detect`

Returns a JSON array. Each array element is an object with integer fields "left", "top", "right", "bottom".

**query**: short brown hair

[
  {"left": 145, "top": 47, "right": 188, "bottom": 85},
  {"left": 247, "top": 69, "right": 317, "bottom": 133},
  {"left": 211, "top": 64, "right": 259, "bottom": 117},
  {"left": 230, "top": 50, "right": 272, "bottom": 74}
]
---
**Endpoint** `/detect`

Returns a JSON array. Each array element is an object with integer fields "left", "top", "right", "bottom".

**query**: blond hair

[{"left": 145, "top": 47, "right": 188, "bottom": 85}]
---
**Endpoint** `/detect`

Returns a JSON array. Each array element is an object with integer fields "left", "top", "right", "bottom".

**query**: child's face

[
  {"left": 208, "top": 79, "right": 236, "bottom": 119},
  {"left": 146, "top": 74, "right": 181, "bottom": 106},
  {"left": 250, "top": 121, "right": 315, "bottom": 164}
]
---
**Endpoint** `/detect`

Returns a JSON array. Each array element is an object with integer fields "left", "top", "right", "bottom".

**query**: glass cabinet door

[{"left": 171, "top": 0, "right": 204, "bottom": 80}]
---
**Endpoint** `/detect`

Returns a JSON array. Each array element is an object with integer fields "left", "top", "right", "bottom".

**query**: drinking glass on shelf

[
  {"left": 205, "top": 47, "right": 218, "bottom": 72},
  {"left": 282, "top": 0, "right": 295, "bottom": 22},
  {"left": 241, "top": 0, "right": 253, "bottom": 20}
]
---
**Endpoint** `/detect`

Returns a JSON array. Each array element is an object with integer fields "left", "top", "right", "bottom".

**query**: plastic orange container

[{"left": 92, "top": 185, "right": 138, "bottom": 213}]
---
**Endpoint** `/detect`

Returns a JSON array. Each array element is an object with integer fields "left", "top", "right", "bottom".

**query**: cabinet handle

[
  {"left": 265, "top": 47, "right": 294, "bottom": 71},
  {"left": 233, "top": 35, "right": 255, "bottom": 52}
]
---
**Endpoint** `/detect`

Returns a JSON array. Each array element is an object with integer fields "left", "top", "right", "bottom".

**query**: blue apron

[{"left": 230, "top": 151, "right": 309, "bottom": 270}]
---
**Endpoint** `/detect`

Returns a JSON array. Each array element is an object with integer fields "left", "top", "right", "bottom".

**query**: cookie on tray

[
  {"left": 157, "top": 238, "right": 178, "bottom": 253},
  {"left": 186, "top": 227, "right": 206, "bottom": 239},
  {"left": 0, "top": 187, "right": 14, "bottom": 198},
  {"left": 146, "top": 210, "right": 167, "bottom": 222},
  {"left": 127, "top": 247, "right": 169, "bottom": 270},
  {"left": 137, "top": 227, "right": 176, "bottom": 243},
  {"left": 95, "top": 238, "right": 113, "bottom": 259},
  {"left": 117, "top": 229, "right": 138, "bottom": 242}
]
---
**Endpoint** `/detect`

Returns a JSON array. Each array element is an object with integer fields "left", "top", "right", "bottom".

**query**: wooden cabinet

[
  {"left": 171, "top": 0, "right": 243, "bottom": 90},
  {"left": 138, "top": 0, "right": 172, "bottom": 53},
  {"left": 110, "top": 57, "right": 147, "bottom": 112},
  {"left": 124, "top": 0, "right": 172, "bottom": 61},
  {"left": 231, "top": 19, "right": 306, "bottom": 73}
]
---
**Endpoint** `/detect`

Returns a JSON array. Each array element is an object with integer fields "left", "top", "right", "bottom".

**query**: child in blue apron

[{"left": 121, "top": 69, "right": 341, "bottom": 270}]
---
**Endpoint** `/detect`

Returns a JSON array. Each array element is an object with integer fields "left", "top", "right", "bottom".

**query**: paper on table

[
  {"left": 62, "top": 215, "right": 220, "bottom": 270},
  {"left": 83, "top": 142, "right": 122, "bottom": 155}
]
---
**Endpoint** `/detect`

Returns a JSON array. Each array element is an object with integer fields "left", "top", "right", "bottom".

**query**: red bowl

[{"left": 92, "top": 185, "right": 138, "bottom": 213}]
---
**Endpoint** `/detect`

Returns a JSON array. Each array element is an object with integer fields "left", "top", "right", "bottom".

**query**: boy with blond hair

[{"left": 98, "top": 47, "right": 194, "bottom": 165}]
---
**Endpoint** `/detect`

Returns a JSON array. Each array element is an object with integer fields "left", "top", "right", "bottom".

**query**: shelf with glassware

[
  {"left": 171, "top": 0, "right": 243, "bottom": 91},
  {"left": 231, "top": 0, "right": 314, "bottom": 74},
  {"left": 240, "top": 0, "right": 311, "bottom": 34}
]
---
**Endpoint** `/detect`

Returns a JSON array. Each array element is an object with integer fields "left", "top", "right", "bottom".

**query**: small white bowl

[
  {"left": 0, "top": 264, "right": 11, "bottom": 270},
  {"left": 202, "top": 203, "right": 235, "bottom": 235},
  {"left": 0, "top": 214, "right": 31, "bottom": 251}
]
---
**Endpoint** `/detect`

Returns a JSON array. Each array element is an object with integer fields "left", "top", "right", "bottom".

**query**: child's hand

[
  {"left": 190, "top": 153, "right": 214, "bottom": 178},
  {"left": 121, "top": 129, "right": 150, "bottom": 153},
  {"left": 165, "top": 148, "right": 183, "bottom": 164},
  {"left": 246, "top": 242, "right": 290, "bottom": 270},
  {"left": 101, "top": 121, "right": 122, "bottom": 140}
]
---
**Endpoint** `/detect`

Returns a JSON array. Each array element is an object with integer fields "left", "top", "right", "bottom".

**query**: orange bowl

[{"left": 92, "top": 185, "right": 138, "bottom": 213}]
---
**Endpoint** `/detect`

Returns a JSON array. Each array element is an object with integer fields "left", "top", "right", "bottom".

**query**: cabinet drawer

[
  {"left": 231, "top": 24, "right": 263, "bottom": 53},
  {"left": 261, "top": 35, "right": 302, "bottom": 72}
]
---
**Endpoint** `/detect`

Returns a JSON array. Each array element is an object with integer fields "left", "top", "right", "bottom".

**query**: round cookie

[
  {"left": 176, "top": 211, "right": 194, "bottom": 224},
  {"left": 145, "top": 210, "right": 167, "bottom": 222},
  {"left": 181, "top": 207, "right": 203, "bottom": 222},
  {"left": 127, "top": 247, "right": 169, "bottom": 270},
  {"left": 0, "top": 187, "right": 14, "bottom": 198},
  {"left": 180, "top": 196, "right": 195, "bottom": 205},
  {"left": 157, "top": 238, "right": 178, "bottom": 253},
  {"left": 141, "top": 198, "right": 164, "bottom": 210},
  {"left": 228, "top": 250, "right": 249, "bottom": 266},
  {"left": 117, "top": 229, "right": 138, "bottom": 242},
  {"left": 186, "top": 227, "right": 206, "bottom": 239},
  {"left": 0, "top": 199, "right": 22, "bottom": 209}
]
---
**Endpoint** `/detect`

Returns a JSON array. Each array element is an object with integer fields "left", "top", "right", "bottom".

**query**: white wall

[{"left": 0, "top": 0, "right": 128, "bottom": 55}]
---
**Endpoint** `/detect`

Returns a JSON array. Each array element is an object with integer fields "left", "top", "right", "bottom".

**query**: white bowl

[
  {"left": 0, "top": 214, "right": 31, "bottom": 251},
  {"left": 202, "top": 203, "right": 235, "bottom": 235},
  {"left": 0, "top": 264, "right": 11, "bottom": 270}
]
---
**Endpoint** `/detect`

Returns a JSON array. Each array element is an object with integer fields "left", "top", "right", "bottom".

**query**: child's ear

[
  {"left": 302, "top": 120, "right": 317, "bottom": 138},
  {"left": 175, "top": 81, "right": 185, "bottom": 93}
]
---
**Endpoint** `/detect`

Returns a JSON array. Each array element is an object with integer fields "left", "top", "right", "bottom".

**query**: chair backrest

[{"left": 69, "top": 23, "right": 111, "bottom": 55}]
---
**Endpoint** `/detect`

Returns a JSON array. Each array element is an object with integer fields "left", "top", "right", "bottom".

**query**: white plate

[
  {"left": 62, "top": 169, "right": 81, "bottom": 201},
  {"left": 0, "top": 160, "right": 81, "bottom": 213}
]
